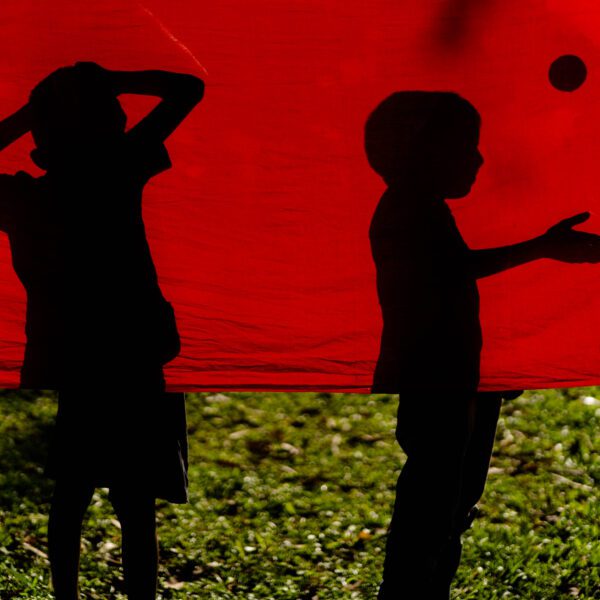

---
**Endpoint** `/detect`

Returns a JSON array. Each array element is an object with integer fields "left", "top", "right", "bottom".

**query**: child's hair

[
  {"left": 364, "top": 91, "right": 480, "bottom": 185},
  {"left": 29, "top": 64, "right": 126, "bottom": 169}
]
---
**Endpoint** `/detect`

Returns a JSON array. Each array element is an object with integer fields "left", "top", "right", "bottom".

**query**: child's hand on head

[
  {"left": 72, "top": 62, "right": 112, "bottom": 90},
  {"left": 73, "top": 61, "right": 107, "bottom": 74}
]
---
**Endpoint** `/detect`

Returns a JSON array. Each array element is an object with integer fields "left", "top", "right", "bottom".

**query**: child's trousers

[{"left": 378, "top": 390, "right": 504, "bottom": 599}]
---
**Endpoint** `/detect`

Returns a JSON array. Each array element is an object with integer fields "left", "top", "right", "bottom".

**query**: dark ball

[{"left": 549, "top": 55, "right": 587, "bottom": 92}]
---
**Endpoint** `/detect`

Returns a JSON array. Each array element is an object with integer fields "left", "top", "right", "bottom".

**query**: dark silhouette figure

[
  {"left": 366, "top": 91, "right": 600, "bottom": 598},
  {"left": 0, "top": 62, "right": 204, "bottom": 600}
]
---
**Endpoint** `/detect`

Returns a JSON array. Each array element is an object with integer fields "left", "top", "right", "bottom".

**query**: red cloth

[{"left": 0, "top": 0, "right": 599, "bottom": 391}]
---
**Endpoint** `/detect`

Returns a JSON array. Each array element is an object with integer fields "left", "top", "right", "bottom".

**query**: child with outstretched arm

[{"left": 366, "top": 91, "right": 600, "bottom": 599}]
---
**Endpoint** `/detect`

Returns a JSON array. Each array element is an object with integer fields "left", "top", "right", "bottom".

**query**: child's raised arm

[
  {"left": 84, "top": 64, "right": 204, "bottom": 144},
  {"left": 0, "top": 104, "right": 31, "bottom": 153},
  {"left": 470, "top": 212, "right": 600, "bottom": 278}
]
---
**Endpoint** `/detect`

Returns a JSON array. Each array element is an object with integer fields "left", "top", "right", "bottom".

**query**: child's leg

[
  {"left": 430, "top": 392, "right": 503, "bottom": 595},
  {"left": 48, "top": 479, "right": 95, "bottom": 600},
  {"left": 378, "top": 390, "right": 475, "bottom": 599},
  {"left": 454, "top": 392, "right": 503, "bottom": 525},
  {"left": 109, "top": 486, "right": 158, "bottom": 600}
]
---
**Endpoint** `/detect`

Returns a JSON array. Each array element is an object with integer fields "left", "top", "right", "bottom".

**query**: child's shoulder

[
  {"left": 121, "top": 133, "right": 172, "bottom": 182},
  {"left": 0, "top": 170, "right": 36, "bottom": 195},
  {"left": 0, "top": 171, "right": 38, "bottom": 231},
  {"left": 0, "top": 169, "right": 34, "bottom": 181}
]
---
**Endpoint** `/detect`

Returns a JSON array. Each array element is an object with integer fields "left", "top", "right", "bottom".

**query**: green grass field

[{"left": 0, "top": 389, "right": 598, "bottom": 599}]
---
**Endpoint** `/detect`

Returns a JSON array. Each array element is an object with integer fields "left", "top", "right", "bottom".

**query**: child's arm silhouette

[
  {"left": 471, "top": 212, "right": 600, "bottom": 279},
  {"left": 77, "top": 63, "right": 204, "bottom": 144},
  {"left": 0, "top": 104, "right": 31, "bottom": 153}
]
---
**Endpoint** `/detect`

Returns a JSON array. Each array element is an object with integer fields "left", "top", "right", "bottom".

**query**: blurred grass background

[{"left": 0, "top": 389, "right": 598, "bottom": 599}]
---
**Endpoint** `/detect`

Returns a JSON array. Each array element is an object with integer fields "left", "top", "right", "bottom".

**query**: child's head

[
  {"left": 364, "top": 91, "right": 483, "bottom": 198},
  {"left": 29, "top": 63, "right": 126, "bottom": 170}
]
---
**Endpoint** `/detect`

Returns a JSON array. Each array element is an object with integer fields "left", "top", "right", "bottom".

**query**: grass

[{"left": 0, "top": 389, "right": 598, "bottom": 599}]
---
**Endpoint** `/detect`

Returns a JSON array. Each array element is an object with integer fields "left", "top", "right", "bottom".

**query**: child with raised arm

[
  {"left": 365, "top": 91, "right": 600, "bottom": 599},
  {"left": 0, "top": 62, "right": 203, "bottom": 600}
]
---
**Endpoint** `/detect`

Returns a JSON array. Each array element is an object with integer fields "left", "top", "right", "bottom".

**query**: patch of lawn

[{"left": 0, "top": 389, "right": 598, "bottom": 598}]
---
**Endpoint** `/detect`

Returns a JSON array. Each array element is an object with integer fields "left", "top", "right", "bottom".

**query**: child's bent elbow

[{"left": 182, "top": 76, "right": 205, "bottom": 104}]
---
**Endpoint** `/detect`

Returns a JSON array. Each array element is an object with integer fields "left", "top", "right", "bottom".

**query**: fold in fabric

[{"left": 0, "top": 0, "right": 599, "bottom": 391}]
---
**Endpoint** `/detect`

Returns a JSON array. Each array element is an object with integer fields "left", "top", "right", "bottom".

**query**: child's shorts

[{"left": 45, "top": 384, "right": 188, "bottom": 504}]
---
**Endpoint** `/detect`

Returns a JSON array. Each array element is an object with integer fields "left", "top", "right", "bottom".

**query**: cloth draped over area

[{"left": 0, "top": 0, "right": 599, "bottom": 392}]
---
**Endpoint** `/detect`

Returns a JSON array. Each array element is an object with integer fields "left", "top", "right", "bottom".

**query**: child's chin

[
  {"left": 446, "top": 186, "right": 472, "bottom": 200},
  {"left": 446, "top": 177, "right": 478, "bottom": 199}
]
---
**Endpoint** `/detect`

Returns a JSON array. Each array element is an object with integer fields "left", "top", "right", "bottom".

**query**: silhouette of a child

[
  {"left": 0, "top": 62, "right": 203, "bottom": 599},
  {"left": 365, "top": 91, "right": 600, "bottom": 598}
]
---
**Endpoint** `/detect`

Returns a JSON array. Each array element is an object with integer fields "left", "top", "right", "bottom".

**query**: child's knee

[
  {"left": 51, "top": 479, "right": 95, "bottom": 514},
  {"left": 109, "top": 486, "right": 155, "bottom": 525}
]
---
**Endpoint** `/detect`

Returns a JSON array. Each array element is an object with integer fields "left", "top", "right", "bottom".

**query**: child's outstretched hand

[{"left": 541, "top": 212, "right": 600, "bottom": 263}]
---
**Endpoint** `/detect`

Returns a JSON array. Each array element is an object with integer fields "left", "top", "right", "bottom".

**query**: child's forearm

[
  {"left": 470, "top": 237, "right": 545, "bottom": 279},
  {"left": 106, "top": 67, "right": 204, "bottom": 142},
  {"left": 110, "top": 70, "right": 204, "bottom": 103},
  {"left": 0, "top": 104, "right": 31, "bottom": 152},
  {"left": 471, "top": 212, "right": 600, "bottom": 278}
]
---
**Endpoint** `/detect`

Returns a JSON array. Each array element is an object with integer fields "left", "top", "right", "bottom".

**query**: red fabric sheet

[{"left": 0, "top": 0, "right": 599, "bottom": 391}]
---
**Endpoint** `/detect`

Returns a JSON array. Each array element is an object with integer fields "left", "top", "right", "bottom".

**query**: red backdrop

[{"left": 0, "top": 0, "right": 599, "bottom": 391}]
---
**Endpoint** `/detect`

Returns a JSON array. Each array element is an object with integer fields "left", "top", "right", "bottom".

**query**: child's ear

[{"left": 30, "top": 148, "right": 48, "bottom": 170}]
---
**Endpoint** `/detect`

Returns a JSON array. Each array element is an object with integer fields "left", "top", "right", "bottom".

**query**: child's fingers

[{"left": 557, "top": 212, "right": 590, "bottom": 230}]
